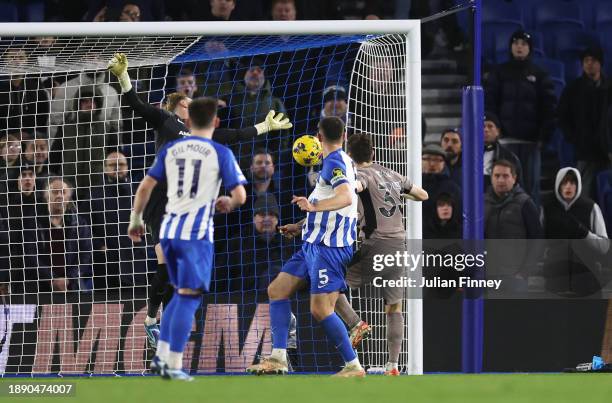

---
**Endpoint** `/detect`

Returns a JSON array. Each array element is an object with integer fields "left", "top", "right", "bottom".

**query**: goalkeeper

[{"left": 108, "top": 53, "right": 292, "bottom": 350}]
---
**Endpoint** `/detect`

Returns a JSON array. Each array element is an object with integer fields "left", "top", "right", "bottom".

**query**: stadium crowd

[{"left": 0, "top": 0, "right": 610, "bottom": 299}]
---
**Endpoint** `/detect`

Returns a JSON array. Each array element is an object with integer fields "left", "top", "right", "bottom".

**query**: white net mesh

[
  {"left": 347, "top": 34, "right": 413, "bottom": 373},
  {"left": 0, "top": 30, "right": 419, "bottom": 376}
]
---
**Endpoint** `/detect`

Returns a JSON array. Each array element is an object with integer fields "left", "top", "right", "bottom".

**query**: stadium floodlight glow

[{"left": 0, "top": 20, "right": 422, "bottom": 376}]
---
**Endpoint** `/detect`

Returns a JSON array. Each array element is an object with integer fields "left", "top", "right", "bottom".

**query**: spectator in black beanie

[
  {"left": 558, "top": 46, "right": 612, "bottom": 199},
  {"left": 485, "top": 30, "right": 557, "bottom": 207}
]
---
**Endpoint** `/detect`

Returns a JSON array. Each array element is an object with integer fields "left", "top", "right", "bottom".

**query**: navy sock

[
  {"left": 269, "top": 299, "right": 291, "bottom": 349},
  {"left": 168, "top": 294, "right": 201, "bottom": 352},
  {"left": 159, "top": 291, "right": 178, "bottom": 343},
  {"left": 320, "top": 313, "right": 356, "bottom": 362}
]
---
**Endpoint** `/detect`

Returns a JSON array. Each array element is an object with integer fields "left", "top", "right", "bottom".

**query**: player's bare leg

[
  {"left": 335, "top": 293, "right": 371, "bottom": 348},
  {"left": 384, "top": 302, "right": 403, "bottom": 376},
  {"left": 247, "top": 272, "right": 304, "bottom": 375},
  {"left": 311, "top": 292, "right": 365, "bottom": 378}
]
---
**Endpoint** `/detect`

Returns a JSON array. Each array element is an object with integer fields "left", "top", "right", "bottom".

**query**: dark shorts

[{"left": 346, "top": 238, "right": 407, "bottom": 305}]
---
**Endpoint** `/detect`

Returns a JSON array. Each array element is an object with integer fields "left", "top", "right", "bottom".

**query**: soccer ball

[{"left": 292, "top": 135, "right": 323, "bottom": 167}]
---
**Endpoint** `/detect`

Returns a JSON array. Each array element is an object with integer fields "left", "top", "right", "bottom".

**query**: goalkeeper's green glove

[
  {"left": 254, "top": 110, "right": 293, "bottom": 135},
  {"left": 107, "top": 52, "right": 132, "bottom": 93}
]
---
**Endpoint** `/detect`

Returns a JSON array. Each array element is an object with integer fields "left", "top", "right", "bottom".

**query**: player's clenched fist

[
  {"left": 279, "top": 223, "right": 301, "bottom": 239},
  {"left": 215, "top": 196, "right": 234, "bottom": 213},
  {"left": 108, "top": 52, "right": 128, "bottom": 76},
  {"left": 107, "top": 52, "right": 132, "bottom": 92},
  {"left": 128, "top": 212, "right": 145, "bottom": 242},
  {"left": 292, "top": 195, "right": 316, "bottom": 212}
]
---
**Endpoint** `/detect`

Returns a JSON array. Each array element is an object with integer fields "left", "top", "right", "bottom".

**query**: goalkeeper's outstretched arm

[
  {"left": 214, "top": 110, "right": 293, "bottom": 144},
  {"left": 109, "top": 53, "right": 293, "bottom": 140},
  {"left": 108, "top": 53, "right": 171, "bottom": 129}
]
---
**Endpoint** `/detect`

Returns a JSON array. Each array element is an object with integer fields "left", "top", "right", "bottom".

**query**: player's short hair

[
  {"left": 271, "top": 0, "right": 295, "bottom": 6},
  {"left": 252, "top": 148, "right": 274, "bottom": 163},
  {"left": 177, "top": 67, "right": 194, "bottom": 78},
  {"left": 318, "top": 116, "right": 345, "bottom": 144},
  {"left": 165, "top": 92, "right": 188, "bottom": 113},
  {"left": 492, "top": 159, "right": 517, "bottom": 177},
  {"left": 347, "top": 133, "right": 373, "bottom": 164},
  {"left": 188, "top": 97, "right": 218, "bottom": 129},
  {"left": 440, "top": 128, "right": 461, "bottom": 141}
]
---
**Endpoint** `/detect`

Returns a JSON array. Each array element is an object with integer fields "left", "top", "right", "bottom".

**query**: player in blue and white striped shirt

[
  {"left": 128, "top": 97, "right": 247, "bottom": 381},
  {"left": 247, "top": 117, "right": 365, "bottom": 377}
]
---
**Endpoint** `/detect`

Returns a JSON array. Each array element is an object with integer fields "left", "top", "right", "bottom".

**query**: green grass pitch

[{"left": 3, "top": 374, "right": 611, "bottom": 403}]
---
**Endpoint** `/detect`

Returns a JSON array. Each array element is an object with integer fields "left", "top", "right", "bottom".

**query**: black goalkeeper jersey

[{"left": 123, "top": 89, "right": 257, "bottom": 226}]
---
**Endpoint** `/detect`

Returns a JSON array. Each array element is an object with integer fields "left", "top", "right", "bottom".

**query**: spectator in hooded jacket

[
  {"left": 483, "top": 112, "right": 523, "bottom": 193},
  {"left": 421, "top": 143, "right": 461, "bottom": 232},
  {"left": 59, "top": 85, "right": 118, "bottom": 201},
  {"left": 423, "top": 191, "right": 461, "bottom": 239},
  {"left": 485, "top": 30, "right": 557, "bottom": 207},
  {"left": 543, "top": 168, "right": 609, "bottom": 297},
  {"left": 50, "top": 53, "right": 121, "bottom": 141},
  {"left": 558, "top": 47, "right": 612, "bottom": 199}
]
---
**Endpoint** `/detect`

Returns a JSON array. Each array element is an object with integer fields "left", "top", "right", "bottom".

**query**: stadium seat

[
  {"left": 483, "top": 1, "right": 524, "bottom": 28},
  {"left": 563, "top": 59, "right": 582, "bottom": 82},
  {"left": 557, "top": 135, "right": 576, "bottom": 168},
  {"left": 595, "top": 0, "right": 612, "bottom": 30},
  {"left": 597, "top": 169, "right": 612, "bottom": 204},
  {"left": 533, "top": 1, "right": 584, "bottom": 31},
  {"left": 532, "top": 57, "right": 565, "bottom": 82},
  {"left": 18, "top": 1, "right": 44, "bottom": 22},
  {"left": 545, "top": 29, "right": 600, "bottom": 61},
  {"left": 0, "top": 2, "right": 18, "bottom": 22},
  {"left": 597, "top": 169, "right": 612, "bottom": 233}
]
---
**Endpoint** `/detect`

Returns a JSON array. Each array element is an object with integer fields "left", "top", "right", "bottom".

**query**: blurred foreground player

[
  {"left": 108, "top": 53, "right": 291, "bottom": 349},
  {"left": 128, "top": 97, "right": 247, "bottom": 380},
  {"left": 247, "top": 117, "right": 364, "bottom": 377},
  {"left": 340, "top": 133, "right": 427, "bottom": 375}
]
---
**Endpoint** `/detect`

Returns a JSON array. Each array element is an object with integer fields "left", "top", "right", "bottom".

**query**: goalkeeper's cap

[
  {"left": 253, "top": 193, "right": 280, "bottom": 217},
  {"left": 323, "top": 85, "right": 347, "bottom": 104}
]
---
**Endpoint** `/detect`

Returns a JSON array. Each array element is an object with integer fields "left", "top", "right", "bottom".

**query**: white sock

[
  {"left": 167, "top": 351, "right": 184, "bottom": 370},
  {"left": 157, "top": 340, "right": 170, "bottom": 361},
  {"left": 271, "top": 348, "right": 287, "bottom": 363},
  {"left": 346, "top": 357, "right": 362, "bottom": 369},
  {"left": 386, "top": 361, "right": 398, "bottom": 370},
  {"left": 144, "top": 316, "right": 157, "bottom": 326}
]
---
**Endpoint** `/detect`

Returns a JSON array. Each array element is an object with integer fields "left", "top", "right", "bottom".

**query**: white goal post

[{"left": 0, "top": 20, "right": 422, "bottom": 376}]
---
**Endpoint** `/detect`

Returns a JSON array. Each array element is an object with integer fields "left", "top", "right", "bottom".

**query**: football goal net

[{"left": 0, "top": 20, "right": 422, "bottom": 376}]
